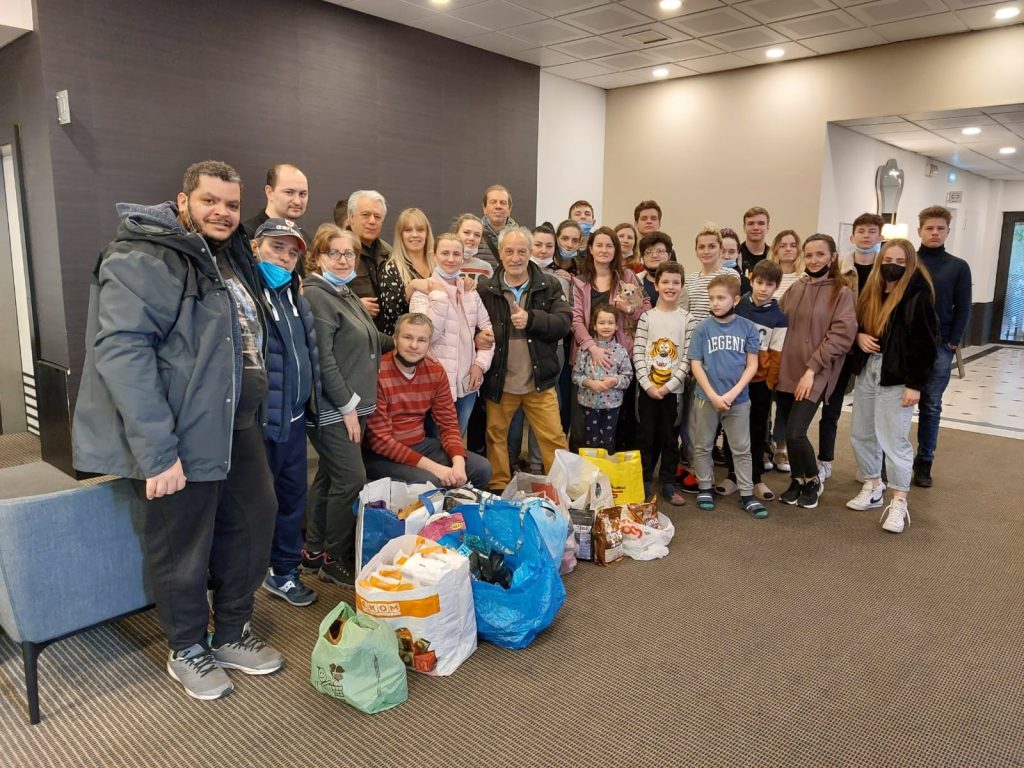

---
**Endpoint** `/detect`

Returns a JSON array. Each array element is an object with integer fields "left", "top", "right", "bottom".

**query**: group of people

[{"left": 70, "top": 160, "right": 972, "bottom": 702}]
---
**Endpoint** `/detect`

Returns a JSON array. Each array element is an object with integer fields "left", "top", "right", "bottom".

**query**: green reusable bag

[{"left": 310, "top": 601, "right": 408, "bottom": 714}]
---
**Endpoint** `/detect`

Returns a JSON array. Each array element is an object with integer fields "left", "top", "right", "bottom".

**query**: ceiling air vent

[{"left": 624, "top": 29, "right": 671, "bottom": 46}]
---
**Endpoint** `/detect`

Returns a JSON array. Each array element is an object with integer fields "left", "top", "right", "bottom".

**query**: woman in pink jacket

[
  {"left": 570, "top": 226, "right": 650, "bottom": 449},
  {"left": 409, "top": 232, "right": 494, "bottom": 435}
]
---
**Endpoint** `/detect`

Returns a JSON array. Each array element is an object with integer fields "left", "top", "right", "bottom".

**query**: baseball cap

[{"left": 255, "top": 218, "right": 306, "bottom": 250}]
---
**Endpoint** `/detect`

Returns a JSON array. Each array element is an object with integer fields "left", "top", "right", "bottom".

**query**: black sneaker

[
  {"left": 797, "top": 479, "right": 821, "bottom": 509},
  {"left": 300, "top": 548, "right": 325, "bottom": 573},
  {"left": 319, "top": 557, "right": 355, "bottom": 589},
  {"left": 912, "top": 458, "right": 933, "bottom": 488},
  {"left": 780, "top": 479, "right": 802, "bottom": 505}
]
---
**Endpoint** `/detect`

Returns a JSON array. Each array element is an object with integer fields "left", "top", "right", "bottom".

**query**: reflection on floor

[{"left": 842, "top": 344, "right": 1024, "bottom": 441}]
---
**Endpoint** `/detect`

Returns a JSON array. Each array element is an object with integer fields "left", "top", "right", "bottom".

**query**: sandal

[
  {"left": 753, "top": 482, "right": 776, "bottom": 502},
  {"left": 696, "top": 489, "right": 715, "bottom": 511},
  {"left": 714, "top": 478, "right": 739, "bottom": 496},
  {"left": 660, "top": 484, "right": 687, "bottom": 507},
  {"left": 741, "top": 497, "right": 769, "bottom": 519}
]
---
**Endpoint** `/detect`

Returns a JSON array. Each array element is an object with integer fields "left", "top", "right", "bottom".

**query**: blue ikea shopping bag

[{"left": 449, "top": 500, "right": 566, "bottom": 650}]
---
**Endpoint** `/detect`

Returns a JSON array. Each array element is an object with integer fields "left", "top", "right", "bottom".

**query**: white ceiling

[
  {"left": 837, "top": 106, "right": 1024, "bottom": 181},
  {"left": 328, "top": 0, "right": 1024, "bottom": 89}
]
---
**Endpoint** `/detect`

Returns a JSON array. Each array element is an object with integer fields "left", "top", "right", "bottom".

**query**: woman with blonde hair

[
  {"left": 768, "top": 229, "right": 803, "bottom": 299},
  {"left": 378, "top": 207, "right": 435, "bottom": 335},
  {"left": 846, "top": 239, "right": 938, "bottom": 534}
]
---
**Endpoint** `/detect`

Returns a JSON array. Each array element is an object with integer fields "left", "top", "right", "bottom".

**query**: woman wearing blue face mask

[
  {"left": 554, "top": 220, "right": 582, "bottom": 276},
  {"left": 252, "top": 218, "right": 323, "bottom": 607},
  {"left": 301, "top": 224, "right": 394, "bottom": 588}
]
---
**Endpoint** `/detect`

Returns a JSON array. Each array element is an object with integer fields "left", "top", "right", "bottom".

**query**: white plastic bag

[
  {"left": 355, "top": 479, "right": 439, "bottom": 568},
  {"left": 620, "top": 512, "right": 675, "bottom": 560},
  {"left": 548, "top": 449, "right": 614, "bottom": 512},
  {"left": 356, "top": 535, "right": 477, "bottom": 676}
]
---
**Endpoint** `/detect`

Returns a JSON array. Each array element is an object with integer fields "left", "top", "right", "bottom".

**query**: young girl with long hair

[
  {"left": 573, "top": 304, "right": 633, "bottom": 452},
  {"left": 378, "top": 208, "right": 435, "bottom": 335},
  {"left": 846, "top": 239, "right": 938, "bottom": 533},
  {"left": 776, "top": 233, "right": 857, "bottom": 509}
]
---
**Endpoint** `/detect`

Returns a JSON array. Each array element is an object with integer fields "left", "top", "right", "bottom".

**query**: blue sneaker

[{"left": 262, "top": 568, "right": 318, "bottom": 607}]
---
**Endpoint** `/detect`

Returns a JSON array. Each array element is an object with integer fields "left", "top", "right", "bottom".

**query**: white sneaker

[
  {"left": 773, "top": 447, "right": 791, "bottom": 473},
  {"left": 847, "top": 480, "right": 886, "bottom": 510},
  {"left": 881, "top": 497, "right": 910, "bottom": 533}
]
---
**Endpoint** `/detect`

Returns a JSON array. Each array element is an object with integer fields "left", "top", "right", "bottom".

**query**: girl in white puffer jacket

[{"left": 408, "top": 232, "right": 494, "bottom": 435}]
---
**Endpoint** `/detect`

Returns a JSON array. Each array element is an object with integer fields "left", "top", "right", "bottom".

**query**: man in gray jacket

[{"left": 73, "top": 160, "right": 284, "bottom": 700}]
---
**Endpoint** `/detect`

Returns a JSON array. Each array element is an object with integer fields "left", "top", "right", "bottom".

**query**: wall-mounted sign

[{"left": 946, "top": 190, "right": 963, "bottom": 204}]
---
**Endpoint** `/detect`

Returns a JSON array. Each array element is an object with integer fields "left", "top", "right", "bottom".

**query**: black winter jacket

[
  {"left": 73, "top": 202, "right": 262, "bottom": 481},
  {"left": 477, "top": 262, "right": 571, "bottom": 402},
  {"left": 853, "top": 270, "right": 939, "bottom": 391}
]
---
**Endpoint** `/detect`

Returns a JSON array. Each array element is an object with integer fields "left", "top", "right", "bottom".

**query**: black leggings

[
  {"left": 817, "top": 361, "right": 854, "bottom": 462},
  {"left": 774, "top": 391, "right": 825, "bottom": 479}
]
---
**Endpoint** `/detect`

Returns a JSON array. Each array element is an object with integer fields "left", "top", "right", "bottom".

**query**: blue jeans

[
  {"left": 851, "top": 354, "right": 914, "bottom": 492},
  {"left": 916, "top": 345, "right": 954, "bottom": 462},
  {"left": 425, "top": 391, "right": 478, "bottom": 438},
  {"left": 265, "top": 417, "right": 309, "bottom": 573}
]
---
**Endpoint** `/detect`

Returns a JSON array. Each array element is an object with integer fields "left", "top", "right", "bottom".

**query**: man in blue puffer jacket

[{"left": 251, "top": 218, "right": 321, "bottom": 607}]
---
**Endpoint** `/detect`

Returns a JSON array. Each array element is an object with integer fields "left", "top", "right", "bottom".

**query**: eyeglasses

[
  {"left": 323, "top": 250, "right": 357, "bottom": 261},
  {"left": 644, "top": 248, "right": 669, "bottom": 257}
]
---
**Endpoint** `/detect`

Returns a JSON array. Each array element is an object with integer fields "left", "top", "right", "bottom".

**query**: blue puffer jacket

[{"left": 260, "top": 273, "right": 321, "bottom": 443}]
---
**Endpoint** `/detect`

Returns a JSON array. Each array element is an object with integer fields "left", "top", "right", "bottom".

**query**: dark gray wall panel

[{"left": 34, "top": 0, "right": 539, "bottom": 400}]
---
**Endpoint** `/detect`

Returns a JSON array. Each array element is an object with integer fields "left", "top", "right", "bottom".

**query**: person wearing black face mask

[
  {"left": 847, "top": 239, "right": 939, "bottom": 534},
  {"left": 775, "top": 234, "right": 857, "bottom": 510}
]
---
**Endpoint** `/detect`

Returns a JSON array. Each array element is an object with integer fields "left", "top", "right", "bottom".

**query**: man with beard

[
  {"left": 363, "top": 312, "right": 492, "bottom": 488},
  {"left": 73, "top": 160, "right": 284, "bottom": 701}
]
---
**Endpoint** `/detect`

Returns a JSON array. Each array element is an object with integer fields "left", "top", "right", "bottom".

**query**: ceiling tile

[
  {"left": 644, "top": 38, "right": 725, "bottom": 59},
  {"left": 605, "top": 22, "right": 693, "bottom": 50},
  {"left": 506, "top": 0, "right": 610, "bottom": 15},
  {"left": 800, "top": 26, "right": 886, "bottom": 52},
  {"left": 913, "top": 114, "right": 998, "bottom": 129},
  {"left": 507, "top": 46, "right": 578, "bottom": 65},
  {"left": 463, "top": 30, "right": 538, "bottom": 53},
  {"left": 704, "top": 24, "right": 790, "bottom": 50},
  {"left": 850, "top": 119, "right": 918, "bottom": 135},
  {"left": 558, "top": 4, "right": 655, "bottom": 33},
  {"left": 341, "top": 0, "right": 435, "bottom": 24},
  {"left": 985, "top": 104, "right": 1024, "bottom": 116},
  {"left": 932, "top": 126, "right": 1019, "bottom": 144},
  {"left": 942, "top": 0, "right": 1021, "bottom": 9},
  {"left": 449, "top": 0, "right": 546, "bottom": 29},
  {"left": 954, "top": 3, "right": 1024, "bottom": 31},
  {"left": 542, "top": 59, "right": 616, "bottom": 78},
  {"left": 664, "top": 6, "right": 760, "bottom": 36},
  {"left": 684, "top": 52, "right": 755, "bottom": 72},
  {"left": 399, "top": 0, "right": 489, "bottom": 10},
  {"left": 838, "top": 115, "right": 910, "bottom": 127},
  {"left": 579, "top": 70, "right": 657, "bottom": 89},
  {"left": 872, "top": 11, "right": 970, "bottom": 41},
  {"left": 617, "top": 0, "right": 726, "bottom": 18},
  {"left": 769, "top": 10, "right": 864, "bottom": 39},
  {"left": 734, "top": 0, "right": 841, "bottom": 24},
  {"left": 504, "top": 18, "right": 590, "bottom": 44},
  {"left": 590, "top": 49, "right": 673, "bottom": 70},
  {"left": 900, "top": 108, "right": 986, "bottom": 121},
  {"left": 415, "top": 13, "right": 492, "bottom": 40},
  {"left": 733, "top": 40, "right": 815, "bottom": 63},
  {"left": 550, "top": 34, "right": 631, "bottom": 57},
  {"left": 845, "top": 0, "right": 948, "bottom": 25}
]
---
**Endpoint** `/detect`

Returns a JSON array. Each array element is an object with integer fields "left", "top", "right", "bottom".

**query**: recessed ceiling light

[
  {"left": 961, "top": 126, "right": 982, "bottom": 135},
  {"left": 765, "top": 48, "right": 785, "bottom": 59},
  {"left": 1000, "top": 146, "right": 1018, "bottom": 154},
  {"left": 652, "top": 67, "right": 669, "bottom": 78},
  {"left": 994, "top": 7, "right": 1020, "bottom": 20},
  {"left": 659, "top": 0, "right": 683, "bottom": 10}
]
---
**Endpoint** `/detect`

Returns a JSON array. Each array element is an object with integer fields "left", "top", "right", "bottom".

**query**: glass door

[{"left": 993, "top": 213, "right": 1024, "bottom": 344}]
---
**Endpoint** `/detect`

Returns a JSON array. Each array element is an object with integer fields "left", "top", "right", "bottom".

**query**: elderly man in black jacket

[
  {"left": 73, "top": 161, "right": 283, "bottom": 701},
  {"left": 477, "top": 225, "right": 571, "bottom": 491}
]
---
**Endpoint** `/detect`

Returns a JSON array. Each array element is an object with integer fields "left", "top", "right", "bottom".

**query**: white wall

[
  {"left": 820, "top": 124, "right": 1024, "bottom": 303},
  {"left": 536, "top": 72, "right": 606, "bottom": 226}
]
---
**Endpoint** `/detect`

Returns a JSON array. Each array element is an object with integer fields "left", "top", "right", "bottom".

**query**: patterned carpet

[{"left": 1, "top": 425, "right": 1022, "bottom": 767}]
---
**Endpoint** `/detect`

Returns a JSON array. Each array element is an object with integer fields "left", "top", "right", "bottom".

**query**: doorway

[
  {"left": 993, "top": 211, "right": 1024, "bottom": 344},
  {"left": 0, "top": 143, "right": 37, "bottom": 434}
]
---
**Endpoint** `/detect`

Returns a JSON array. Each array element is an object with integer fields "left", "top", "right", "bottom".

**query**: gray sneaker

[
  {"left": 211, "top": 623, "right": 284, "bottom": 675},
  {"left": 167, "top": 643, "right": 233, "bottom": 700}
]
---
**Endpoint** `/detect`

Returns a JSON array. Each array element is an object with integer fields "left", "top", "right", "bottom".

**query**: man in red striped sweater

[{"left": 364, "top": 313, "right": 492, "bottom": 488}]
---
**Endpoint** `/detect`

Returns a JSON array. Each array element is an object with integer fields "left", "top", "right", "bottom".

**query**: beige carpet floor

[{"left": 1, "top": 424, "right": 1022, "bottom": 767}]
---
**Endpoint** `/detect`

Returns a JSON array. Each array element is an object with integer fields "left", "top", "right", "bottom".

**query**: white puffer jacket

[{"left": 409, "top": 279, "right": 494, "bottom": 400}]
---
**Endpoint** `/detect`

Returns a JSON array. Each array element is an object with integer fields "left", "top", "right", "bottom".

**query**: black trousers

[
  {"left": 136, "top": 424, "right": 276, "bottom": 651},
  {"left": 637, "top": 389, "right": 680, "bottom": 483},
  {"left": 306, "top": 419, "right": 366, "bottom": 571},
  {"left": 775, "top": 391, "right": 826, "bottom": 479},
  {"left": 817, "top": 362, "right": 854, "bottom": 463}
]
